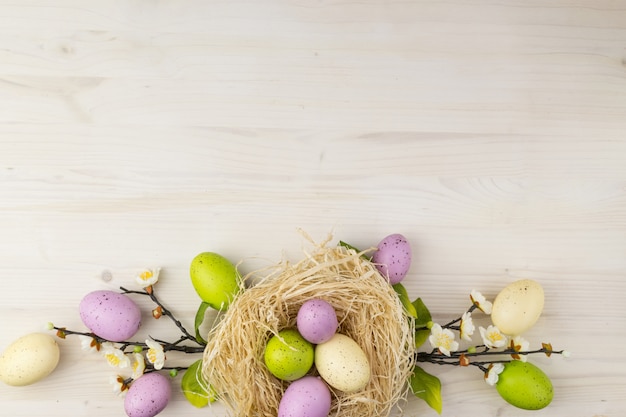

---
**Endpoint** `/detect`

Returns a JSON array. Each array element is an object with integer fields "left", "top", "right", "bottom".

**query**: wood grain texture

[{"left": 1, "top": 1, "right": 625, "bottom": 416}]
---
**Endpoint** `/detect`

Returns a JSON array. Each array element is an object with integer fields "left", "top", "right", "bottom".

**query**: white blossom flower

[
  {"left": 429, "top": 323, "right": 459, "bottom": 356},
  {"left": 484, "top": 363, "right": 505, "bottom": 386},
  {"left": 130, "top": 352, "right": 146, "bottom": 379},
  {"left": 479, "top": 325, "right": 508, "bottom": 349},
  {"left": 459, "top": 312, "right": 475, "bottom": 342},
  {"left": 470, "top": 290, "right": 493, "bottom": 314},
  {"left": 510, "top": 335, "right": 530, "bottom": 362},
  {"left": 136, "top": 267, "right": 161, "bottom": 288},
  {"left": 101, "top": 343, "right": 130, "bottom": 369},
  {"left": 109, "top": 375, "right": 129, "bottom": 397},
  {"left": 79, "top": 335, "right": 100, "bottom": 353},
  {"left": 145, "top": 338, "right": 165, "bottom": 370}
]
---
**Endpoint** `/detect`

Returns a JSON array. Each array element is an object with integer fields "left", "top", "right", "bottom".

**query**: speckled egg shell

[
  {"left": 314, "top": 333, "right": 370, "bottom": 393},
  {"left": 296, "top": 299, "right": 338, "bottom": 344},
  {"left": 278, "top": 376, "right": 332, "bottom": 417},
  {"left": 0, "top": 333, "right": 60, "bottom": 386},
  {"left": 491, "top": 279, "right": 544, "bottom": 336},
  {"left": 124, "top": 372, "right": 171, "bottom": 417},
  {"left": 371, "top": 234, "right": 411, "bottom": 284},
  {"left": 79, "top": 290, "right": 142, "bottom": 342}
]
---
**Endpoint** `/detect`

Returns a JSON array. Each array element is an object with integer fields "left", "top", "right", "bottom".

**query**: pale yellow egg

[
  {"left": 0, "top": 333, "right": 60, "bottom": 386},
  {"left": 491, "top": 279, "right": 544, "bottom": 336},
  {"left": 314, "top": 333, "right": 370, "bottom": 393}
]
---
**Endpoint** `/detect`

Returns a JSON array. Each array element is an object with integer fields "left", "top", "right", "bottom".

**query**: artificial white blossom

[
  {"left": 429, "top": 323, "right": 459, "bottom": 356},
  {"left": 470, "top": 290, "right": 493, "bottom": 314},
  {"left": 130, "top": 352, "right": 146, "bottom": 379},
  {"left": 510, "top": 335, "right": 530, "bottom": 362},
  {"left": 79, "top": 335, "right": 100, "bottom": 353},
  {"left": 136, "top": 267, "right": 161, "bottom": 288},
  {"left": 145, "top": 338, "right": 165, "bottom": 370},
  {"left": 479, "top": 325, "right": 508, "bottom": 349},
  {"left": 109, "top": 375, "right": 129, "bottom": 397},
  {"left": 484, "top": 362, "right": 505, "bottom": 386},
  {"left": 459, "top": 311, "right": 475, "bottom": 342},
  {"left": 101, "top": 343, "right": 130, "bottom": 369}
]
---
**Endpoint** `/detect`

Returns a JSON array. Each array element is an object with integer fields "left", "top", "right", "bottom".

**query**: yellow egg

[
  {"left": 491, "top": 279, "right": 544, "bottom": 336},
  {"left": 0, "top": 333, "right": 60, "bottom": 386},
  {"left": 314, "top": 333, "right": 370, "bottom": 393}
]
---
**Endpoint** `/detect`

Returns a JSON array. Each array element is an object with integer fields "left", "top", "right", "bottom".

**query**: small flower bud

[
  {"left": 152, "top": 306, "right": 163, "bottom": 319},
  {"left": 133, "top": 345, "right": 144, "bottom": 353},
  {"left": 169, "top": 369, "right": 178, "bottom": 378},
  {"left": 45, "top": 322, "right": 55, "bottom": 331},
  {"left": 467, "top": 346, "right": 477, "bottom": 354},
  {"left": 426, "top": 321, "right": 434, "bottom": 329}
]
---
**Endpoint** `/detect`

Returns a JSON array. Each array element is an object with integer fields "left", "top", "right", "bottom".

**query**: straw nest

[{"left": 202, "top": 236, "right": 415, "bottom": 417}]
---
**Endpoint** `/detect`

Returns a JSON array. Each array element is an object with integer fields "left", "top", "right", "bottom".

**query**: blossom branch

[{"left": 120, "top": 286, "right": 202, "bottom": 346}]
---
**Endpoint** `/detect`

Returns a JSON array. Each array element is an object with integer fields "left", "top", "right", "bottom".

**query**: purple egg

[
  {"left": 278, "top": 376, "right": 332, "bottom": 417},
  {"left": 124, "top": 372, "right": 171, "bottom": 417},
  {"left": 371, "top": 234, "right": 412, "bottom": 284},
  {"left": 79, "top": 290, "right": 142, "bottom": 342},
  {"left": 297, "top": 299, "right": 338, "bottom": 344}
]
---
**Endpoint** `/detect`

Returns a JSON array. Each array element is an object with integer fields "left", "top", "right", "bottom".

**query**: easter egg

[
  {"left": 79, "top": 290, "right": 142, "bottom": 342},
  {"left": 278, "top": 376, "right": 332, "bottom": 417},
  {"left": 314, "top": 333, "right": 370, "bottom": 393},
  {"left": 371, "top": 234, "right": 411, "bottom": 284},
  {"left": 496, "top": 361, "right": 553, "bottom": 410},
  {"left": 491, "top": 279, "right": 544, "bottom": 335},
  {"left": 190, "top": 252, "right": 241, "bottom": 310},
  {"left": 264, "top": 329, "right": 314, "bottom": 381},
  {"left": 124, "top": 372, "right": 171, "bottom": 417},
  {"left": 296, "top": 299, "right": 338, "bottom": 344},
  {"left": 0, "top": 333, "right": 60, "bottom": 386}
]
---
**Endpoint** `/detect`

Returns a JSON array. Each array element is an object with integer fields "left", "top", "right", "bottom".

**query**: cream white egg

[
  {"left": 0, "top": 333, "right": 60, "bottom": 386},
  {"left": 314, "top": 333, "right": 370, "bottom": 393},
  {"left": 491, "top": 279, "right": 544, "bottom": 336}
]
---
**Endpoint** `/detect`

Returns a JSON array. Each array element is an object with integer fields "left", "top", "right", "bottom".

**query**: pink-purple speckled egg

[
  {"left": 371, "top": 233, "right": 412, "bottom": 284},
  {"left": 124, "top": 372, "right": 171, "bottom": 417},
  {"left": 79, "top": 290, "right": 141, "bottom": 342},
  {"left": 278, "top": 376, "right": 331, "bottom": 417},
  {"left": 297, "top": 299, "right": 338, "bottom": 344}
]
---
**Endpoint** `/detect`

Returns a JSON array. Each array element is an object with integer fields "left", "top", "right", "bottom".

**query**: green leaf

[
  {"left": 181, "top": 359, "right": 217, "bottom": 408},
  {"left": 338, "top": 240, "right": 372, "bottom": 261},
  {"left": 415, "top": 328, "right": 430, "bottom": 349},
  {"left": 410, "top": 365, "right": 443, "bottom": 414},
  {"left": 412, "top": 298, "right": 432, "bottom": 328},
  {"left": 393, "top": 283, "right": 418, "bottom": 318},
  {"left": 194, "top": 302, "right": 211, "bottom": 344}
]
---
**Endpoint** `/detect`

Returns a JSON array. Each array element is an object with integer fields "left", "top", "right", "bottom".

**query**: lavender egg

[
  {"left": 371, "top": 233, "right": 411, "bottom": 284},
  {"left": 278, "top": 376, "right": 331, "bottom": 417},
  {"left": 297, "top": 299, "right": 338, "bottom": 344},
  {"left": 79, "top": 290, "right": 141, "bottom": 342},
  {"left": 124, "top": 372, "right": 171, "bottom": 417}
]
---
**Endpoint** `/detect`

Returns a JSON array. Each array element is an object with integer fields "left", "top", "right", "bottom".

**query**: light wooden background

[{"left": 1, "top": 1, "right": 625, "bottom": 416}]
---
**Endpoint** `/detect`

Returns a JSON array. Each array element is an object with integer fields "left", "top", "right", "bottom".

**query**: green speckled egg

[
  {"left": 190, "top": 252, "right": 241, "bottom": 310},
  {"left": 264, "top": 329, "right": 314, "bottom": 381},
  {"left": 496, "top": 361, "right": 553, "bottom": 410}
]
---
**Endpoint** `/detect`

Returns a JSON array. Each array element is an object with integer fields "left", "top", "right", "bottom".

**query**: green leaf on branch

[
  {"left": 181, "top": 359, "right": 217, "bottom": 408},
  {"left": 412, "top": 297, "right": 432, "bottom": 328},
  {"left": 338, "top": 240, "right": 372, "bottom": 261},
  {"left": 415, "top": 328, "right": 430, "bottom": 349},
  {"left": 393, "top": 283, "right": 418, "bottom": 318},
  {"left": 194, "top": 302, "right": 211, "bottom": 344},
  {"left": 410, "top": 365, "right": 443, "bottom": 414}
]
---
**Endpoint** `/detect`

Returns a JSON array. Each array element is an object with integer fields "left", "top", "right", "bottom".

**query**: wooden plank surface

[{"left": 1, "top": 1, "right": 625, "bottom": 416}]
